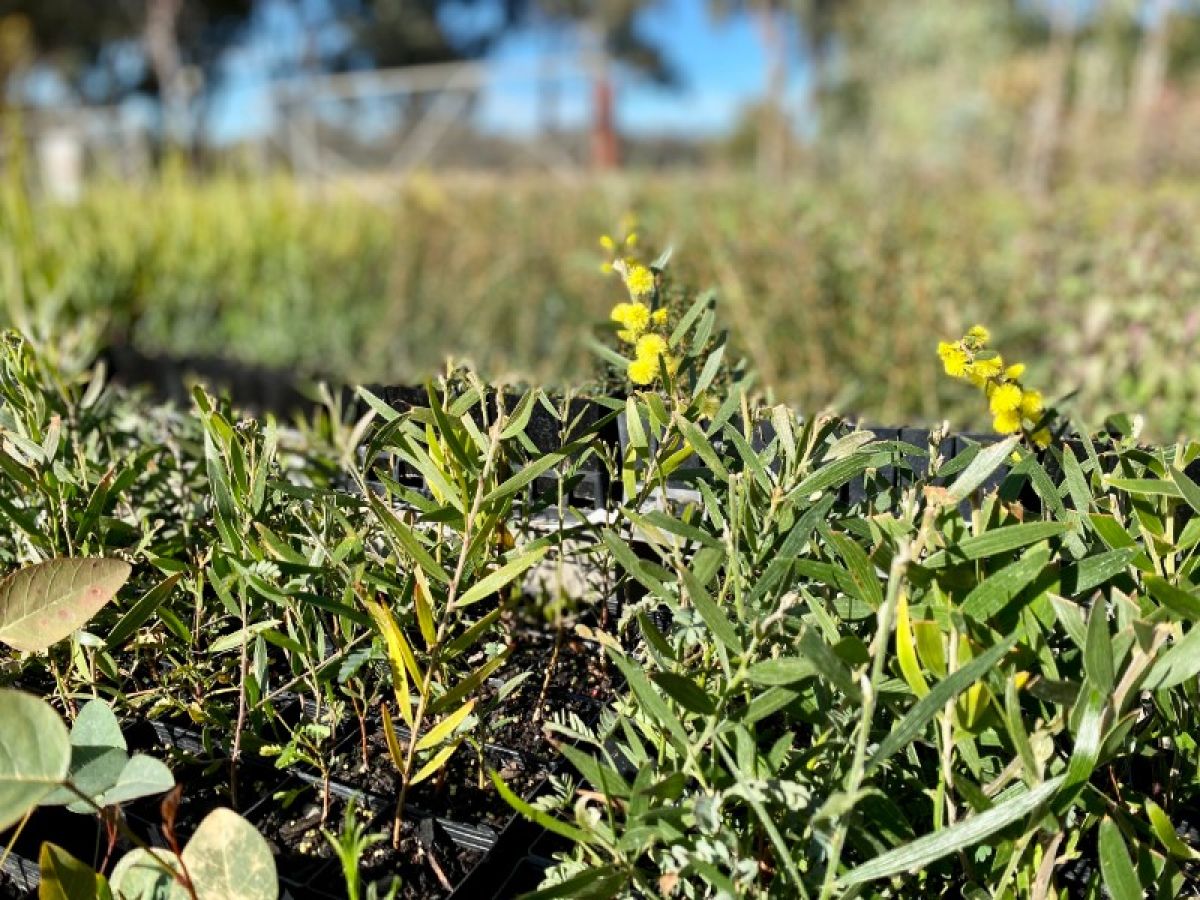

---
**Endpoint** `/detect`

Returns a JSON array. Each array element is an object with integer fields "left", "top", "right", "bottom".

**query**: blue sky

[{"left": 211, "top": 0, "right": 811, "bottom": 141}]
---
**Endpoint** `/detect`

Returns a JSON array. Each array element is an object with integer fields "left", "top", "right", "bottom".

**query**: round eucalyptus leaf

[
  {"left": 94, "top": 755, "right": 175, "bottom": 808},
  {"left": 109, "top": 848, "right": 187, "bottom": 900},
  {"left": 182, "top": 808, "right": 278, "bottom": 900},
  {"left": 0, "top": 558, "right": 131, "bottom": 652},
  {"left": 71, "top": 700, "right": 127, "bottom": 752},
  {"left": 0, "top": 689, "right": 71, "bottom": 832},
  {"left": 46, "top": 745, "right": 127, "bottom": 810}
]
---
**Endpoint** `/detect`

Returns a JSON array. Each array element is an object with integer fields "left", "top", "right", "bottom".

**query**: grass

[{"left": 4, "top": 169, "right": 1200, "bottom": 438}]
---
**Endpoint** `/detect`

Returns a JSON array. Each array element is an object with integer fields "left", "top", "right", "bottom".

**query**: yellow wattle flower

[
  {"left": 968, "top": 355, "right": 1003, "bottom": 382},
  {"left": 624, "top": 264, "right": 656, "bottom": 299},
  {"left": 635, "top": 333, "right": 667, "bottom": 361},
  {"left": 992, "top": 409, "right": 1023, "bottom": 434},
  {"left": 651, "top": 308, "right": 668, "bottom": 326},
  {"left": 1020, "top": 389, "right": 1044, "bottom": 418},
  {"left": 1004, "top": 363, "right": 1026, "bottom": 380},
  {"left": 627, "top": 356, "right": 657, "bottom": 385},
  {"left": 967, "top": 324, "right": 990, "bottom": 345},
  {"left": 611, "top": 301, "right": 650, "bottom": 340},
  {"left": 988, "top": 382, "right": 1023, "bottom": 415},
  {"left": 938, "top": 343, "right": 969, "bottom": 378}
]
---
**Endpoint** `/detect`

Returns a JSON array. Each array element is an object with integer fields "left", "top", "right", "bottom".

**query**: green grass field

[{"left": 5, "top": 170, "right": 1200, "bottom": 438}]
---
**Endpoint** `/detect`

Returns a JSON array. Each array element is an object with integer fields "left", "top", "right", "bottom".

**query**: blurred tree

[
  {"left": 708, "top": 0, "right": 845, "bottom": 176},
  {"left": 519, "top": 1, "right": 673, "bottom": 167},
  {"left": 503, "top": 0, "right": 674, "bottom": 169},
  {"left": 0, "top": 0, "right": 256, "bottom": 148}
]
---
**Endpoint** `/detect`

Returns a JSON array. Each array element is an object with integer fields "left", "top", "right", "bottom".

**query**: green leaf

[
  {"left": 410, "top": 742, "right": 460, "bottom": 785},
  {"left": 1050, "top": 595, "right": 1088, "bottom": 649},
  {"left": 1105, "top": 477, "right": 1181, "bottom": 498},
  {"left": 105, "top": 573, "right": 183, "bottom": 651},
  {"left": 747, "top": 657, "right": 815, "bottom": 687},
  {"left": 559, "top": 745, "right": 632, "bottom": 798},
  {"left": 415, "top": 700, "right": 475, "bottom": 752},
  {"left": 1171, "top": 467, "right": 1200, "bottom": 517},
  {"left": 866, "top": 633, "right": 1017, "bottom": 775},
  {"left": 651, "top": 672, "right": 717, "bottom": 716},
  {"left": 0, "top": 689, "right": 71, "bottom": 831},
  {"left": 788, "top": 452, "right": 892, "bottom": 503},
  {"left": 1099, "top": 817, "right": 1142, "bottom": 900},
  {"left": 601, "top": 530, "right": 670, "bottom": 601},
  {"left": 38, "top": 843, "right": 112, "bottom": 900},
  {"left": 355, "top": 386, "right": 400, "bottom": 422},
  {"left": 923, "top": 523, "right": 1067, "bottom": 569},
  {"left": 430, "top": 651, "right": 509, "bottom": 715},
  {"left": 608, "top": 650, "right": 690, "bottom": 751},
  {"left": 959, "top": 544, "right": 1050, "bottom": 622},
  {"left": 838, "top": 776, "right": 1064, "bottom": 886},
  {"left": 1063, "top": 549, "right": 1136, "bottom": 597},
  {"left": 455, "top": 546, "right": 548, "bottom": 609},
  {"left": 677, "top": 418, "right": 729, "bottom": 481},
  {"left": 0, "top": 558, "right": 130, "bottom": 652},
  {"left": 92, "top": 755, "right": 175, "bottom": 809},
  {"left": 1061, "top": 445, "right": 1092, "bottom": 513},
  {"left": 43, "top": 700, "right": 128, "bottom": 808},
  {"left": 680, "top": 566, "right": 742, "bottom": 654},
  {"left": 181, "top": 808, "right": 278, "bottom": 900},
  {"left": 1144, "top": 575, "right": 1200, "bottom": 621},
  {"left": 71, "top": 699, "right": 127, "bottom": 751},
  {"left": 1145, "top": 799, "right": 1200, "bottom": 860},
  {"left": 692, "top": 345, "right": 726, "bottom": 399},
  {"left": 522, "top": 867, "right": 626, "bottom": 900},
  {"left": 798, "top": 628, "right": 862, "bottom": 702},
  {"left": 1084, "top": 597, "right": 1114, "bottom": 695},
  {"left": 369, "top": 496, "right": 450, "bottom": 585},
  {"left": 1143, "top": 623, "right": 1200, "bottom": 690},
  {"left": 945, "top": 436, "right": 1020, "bottom": 502},
  {"left": 483, "top": 450, "right": 570, "bottom": 504},
  {"left": 491, "top": 770, "right": 594, "bottom": 846},
  {"left": 108, "top": 848, "right": 186, "bottom": 900}
]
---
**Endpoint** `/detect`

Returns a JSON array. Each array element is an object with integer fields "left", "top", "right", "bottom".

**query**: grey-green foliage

[
  {"left": 0, "top": 688, "right": 277, "bottom": 899},
  {"left": 517, "top": 356, "right": 1200, "bottom": 896}
]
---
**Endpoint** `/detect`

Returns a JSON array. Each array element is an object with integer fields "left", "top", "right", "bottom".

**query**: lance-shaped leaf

[
  {"left": 0, "top": 558, "right": 130, "bottom": 652},
  {"left": 839, "top": 776, "right": 1064, "bottom": 886}
]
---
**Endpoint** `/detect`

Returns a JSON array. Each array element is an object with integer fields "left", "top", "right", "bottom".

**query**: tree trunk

[
  {"left": 143, "top": 0, "right": 188, "bottom": 149},
  {"left": 1021, "top": 0, "right": 1074, "bottom": 198},
  {"left": 1130, "top": 0, "right": 1172, "bottom": 176},
  {"left": 756, "top": 7, "right": 788, "bottom": 178}
]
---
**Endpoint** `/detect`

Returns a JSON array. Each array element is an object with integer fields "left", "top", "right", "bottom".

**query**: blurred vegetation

[{"left": 4, "top": 168, "right": 1200, "bottom": 440}]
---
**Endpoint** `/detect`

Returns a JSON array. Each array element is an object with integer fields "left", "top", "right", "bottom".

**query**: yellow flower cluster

[
  {"left": 603, "top": 228, "right": 675, "bottom": 385},
  {"left": 938, "top": 326, "right": 1050, "bottom": 446}
]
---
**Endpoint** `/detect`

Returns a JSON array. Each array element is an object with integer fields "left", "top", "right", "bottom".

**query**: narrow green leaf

[
  {"left": 1084, "top": 598, "right": 1114, "bottom": 696},
  {"left": 946, "top": 436, "right": 1020, "bottom": 503},
  {"left": 866, "top": 633, "right": 1017, "bottom": 775},
  {"left": 105, "top": 573, "right": 183, "bottom": 651},
  {"left": 491, "top": 770, "right": 593, "bottom": 845},
  {"left": 608, "top": 650, "right": 690, "bottom": 751},
  {"left": 923, "top": 522, "right": 1067, "bottom": 569},
  {"left": 651, "top": 672, "right": 717, "bottom": 716},
  {"left": 680, "top": 566, "right": 742, "bottom": 654},
  {"left": 959, "top": 544, "right": 1050, "bottom": 622},
  {"left": 455, "top": 546, "right": 548, "bottom": 609},
  {"left": 839, "top": 776, "right": 1064, "bottom": 886},
  {"left": 1144, "top": 575, "right": 1200, "bottom": 621},
  {"left": 1099, "top": 817, "right": 1142, "bottom": 900},
  {"left": 1145, "top": 800, "right": 1200, "bottom": 860}
]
